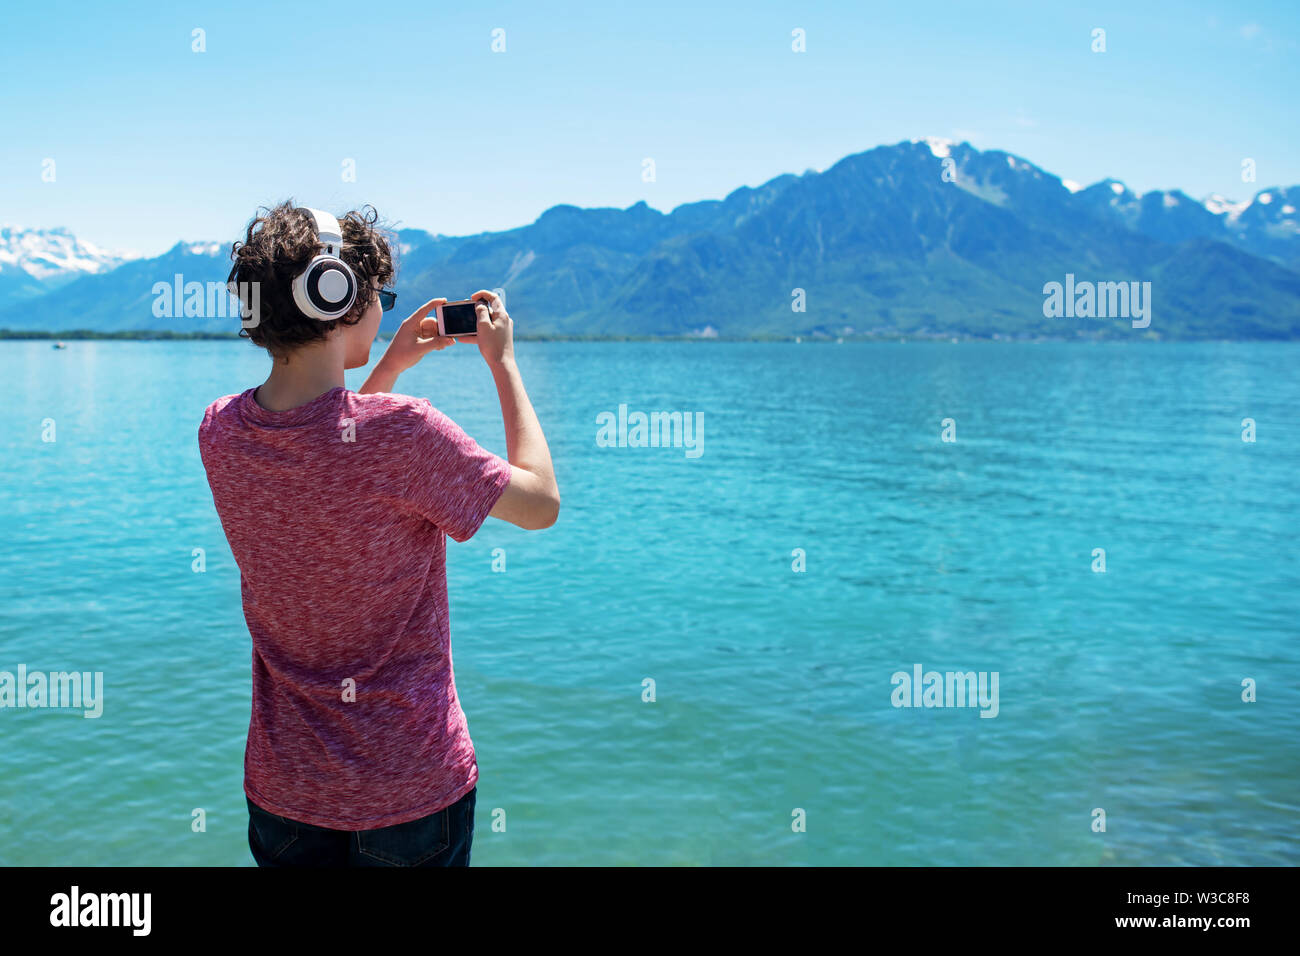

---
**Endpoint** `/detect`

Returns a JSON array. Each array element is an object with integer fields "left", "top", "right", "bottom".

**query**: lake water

[{"left": 1, "top": 339, "right": 1297, "bottom": 865}]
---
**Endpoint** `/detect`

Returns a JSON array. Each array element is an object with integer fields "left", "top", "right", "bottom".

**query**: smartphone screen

[{"left": 441, "top": 301, "right": 479, "bottom": 336}]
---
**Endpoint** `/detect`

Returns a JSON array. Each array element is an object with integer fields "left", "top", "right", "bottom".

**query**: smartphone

[{"left": 436, "top": 299, "right": 481, "bottom": 337}]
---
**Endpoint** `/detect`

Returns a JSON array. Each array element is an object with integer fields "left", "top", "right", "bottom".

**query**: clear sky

[{"left": 1, "top": 0, "right": 1296, "bottom": 256}]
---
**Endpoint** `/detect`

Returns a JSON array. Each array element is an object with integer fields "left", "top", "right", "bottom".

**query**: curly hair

[{"left": 228, "top": 201, "right": 395, "bottom": 358}]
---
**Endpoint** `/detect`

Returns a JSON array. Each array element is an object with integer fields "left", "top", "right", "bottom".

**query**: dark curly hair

[{"left": 228, "top": 201, "right": 395, "bottom": 358}]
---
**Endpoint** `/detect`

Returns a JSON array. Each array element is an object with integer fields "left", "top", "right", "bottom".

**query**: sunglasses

[{"left": 377, "top": 289, "right": 397, "bottom": 312}]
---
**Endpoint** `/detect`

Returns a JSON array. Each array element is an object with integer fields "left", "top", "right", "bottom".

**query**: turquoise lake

[{"left": 1, "top": 339, "right": 1297, "bottom": 865}]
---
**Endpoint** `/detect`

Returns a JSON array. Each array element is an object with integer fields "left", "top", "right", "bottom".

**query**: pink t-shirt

[{"left": 197, "top": 385, "right": 511, "bottom": 830}]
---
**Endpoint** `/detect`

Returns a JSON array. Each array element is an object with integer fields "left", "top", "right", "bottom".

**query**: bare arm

[
  {"left": 360, "top": 296, "right": 453, "bottom": 395},
  {"left": 472, "top": 291, "right": 560, "bottom": 530}
]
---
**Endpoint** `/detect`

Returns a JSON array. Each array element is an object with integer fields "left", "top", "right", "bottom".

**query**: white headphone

[{"left": 291, "top": 208, "right": 358, "bottom": 321}]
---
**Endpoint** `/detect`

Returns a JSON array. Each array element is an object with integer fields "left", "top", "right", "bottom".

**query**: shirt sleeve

[{"left": 402, "top": 399, "right": 513, "bottom": 542}]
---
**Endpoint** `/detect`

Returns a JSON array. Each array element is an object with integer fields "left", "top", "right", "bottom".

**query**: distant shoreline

[{"left": 1, "top": 329, "right": 1286, "bottom": 344}]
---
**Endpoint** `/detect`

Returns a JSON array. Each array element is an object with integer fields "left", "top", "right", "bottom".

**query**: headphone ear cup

[{"left": 292, "top": 256, "right": 358, "bottom": 320}]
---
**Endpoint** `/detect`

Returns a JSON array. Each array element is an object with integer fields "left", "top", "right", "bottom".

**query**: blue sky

[{"left": 0, "top": 0, "right": 1296, "bottom": 255}]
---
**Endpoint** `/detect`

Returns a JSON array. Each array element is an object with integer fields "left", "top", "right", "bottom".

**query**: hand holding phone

[
  {"left": 435, "top": 298, "right": 481, "bottom": 338},
  {"left": 469, "top": 290, "right": 513, "bottom": 368}
]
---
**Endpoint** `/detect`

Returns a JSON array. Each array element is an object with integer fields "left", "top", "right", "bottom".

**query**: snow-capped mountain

[
  {"left": 1061, "top": 179, "right": 1299, "bottom": 269},
  {"left": 1216, "top": 186, "right": 1300, "bottom": 268},
  {"left": 904, "top": 139, "right": 1299, "bottom": 269},
  {"left": 0, "top": 226, "right": 137, "bottom": 301}
]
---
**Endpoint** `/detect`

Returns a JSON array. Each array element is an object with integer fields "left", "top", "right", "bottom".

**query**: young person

[{"left": 198, "top": 202, "right": 558, "bottom": 866}]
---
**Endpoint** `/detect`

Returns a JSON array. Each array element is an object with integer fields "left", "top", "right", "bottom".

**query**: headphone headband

[{"left": 301, "top": 208, "right": 344, "bottom": 256}]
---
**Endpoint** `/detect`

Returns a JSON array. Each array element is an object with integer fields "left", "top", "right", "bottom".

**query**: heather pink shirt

[{"left": 197, "top": 386, "right": 511, "bottom": 830}]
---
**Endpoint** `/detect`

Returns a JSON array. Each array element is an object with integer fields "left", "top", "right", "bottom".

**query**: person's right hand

[
  {"left": 381, "top": 296, "right": 455, "bottom": 373},
  {"left": 471, "top": 290, "right": 514, "bottom": 368}
]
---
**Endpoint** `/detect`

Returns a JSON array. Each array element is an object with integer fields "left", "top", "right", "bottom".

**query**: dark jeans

[{"left": 246, "top": 787, "right": 476, "bottom": 867}]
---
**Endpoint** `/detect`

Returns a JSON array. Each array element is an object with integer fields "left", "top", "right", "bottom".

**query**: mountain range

[
  {"left": 4, "top": 138, "right": 1298, "bottom": 340},
  {"left": 0, "top": 226, "right": 133, "bottom": 305}
]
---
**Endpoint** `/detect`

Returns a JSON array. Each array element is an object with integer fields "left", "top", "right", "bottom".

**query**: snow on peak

[
  {"left": 1256, "top": 191, "right": 1273, "bottom": 205},
  {"left": 1109, "top": 181, "right": 1126, "bottom": 196},
  {"left": 182, "top": 241, "right": 223, "bottom": 256},
  {"left": 1062, "top": 179, "right": 1083, "bottom": 193},
  {"left": 0, "top": 226, "right": 136, "bottom": 280},
  {"left": 1203, "top": 194, "right": 1249, "bottom": 221},
  {"left": 913, "top": 136, "right": 954, "bottom": 158}
]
